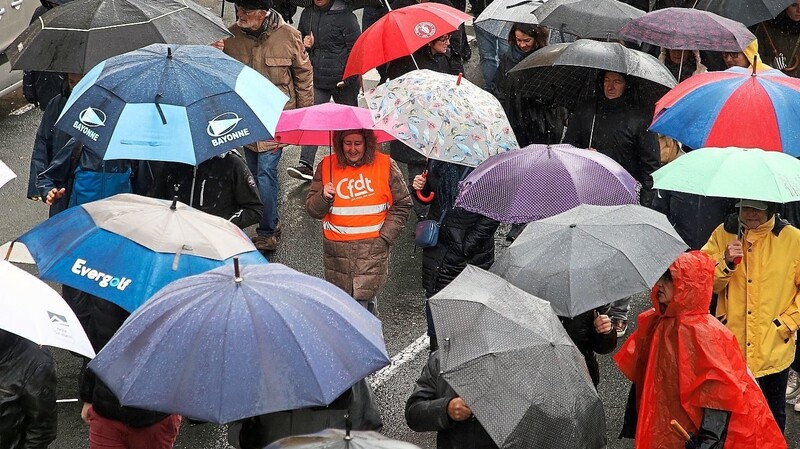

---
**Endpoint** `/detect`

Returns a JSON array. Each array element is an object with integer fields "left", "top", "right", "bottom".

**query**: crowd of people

[{"left": 4, "top": 0, "right": 800, "bottom": 448}]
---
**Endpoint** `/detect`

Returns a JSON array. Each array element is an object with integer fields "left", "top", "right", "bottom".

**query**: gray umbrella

[
  {"left": 508, "top": 39, "right": 677, "bottom": 111},
  {"left": 473, "top": 0, "right": 546, "bottom": 39},
  {"left": 536, "top": 0, "right": 645, "bottom": 40},
  {"left": 429, "top": 265, "right": 607, "bottom": 449},
  {"left": 265, "top": 429, "right": 421, "bottom": 449},
  {"left": 491, "top": 204, "right": 688, "bottom": 318}
]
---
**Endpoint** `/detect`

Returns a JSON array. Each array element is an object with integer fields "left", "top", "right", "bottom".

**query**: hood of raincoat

[
  {"left": 650, "top": 250, "right": 714, "bottom": 317},
  {"left": 743, "top": 39, "right": 772, "bottom": 72}
]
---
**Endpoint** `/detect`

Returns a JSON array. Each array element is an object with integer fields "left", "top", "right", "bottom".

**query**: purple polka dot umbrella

[{"left": 454, "top": 144, "right": 639, "bottom": 223}]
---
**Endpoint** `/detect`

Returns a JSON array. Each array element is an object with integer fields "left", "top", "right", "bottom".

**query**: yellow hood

[{"left": 744, "top": 39, "right": 773, "bottom": 72}]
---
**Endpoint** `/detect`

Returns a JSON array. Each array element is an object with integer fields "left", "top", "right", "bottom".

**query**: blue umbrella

[
  {"left": 55, "top": 43, "right": 289, "bottom": 165},
  {"left": 88, "top": 263, "right": 390, "bottom": 424},
  {"left": 16, "top": 194, "right": 267, "bottom": 312}
]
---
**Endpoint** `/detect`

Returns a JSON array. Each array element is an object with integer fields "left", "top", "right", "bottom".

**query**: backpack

[{"left": 68, "top": 143, "right": 133, "bottom": 207}]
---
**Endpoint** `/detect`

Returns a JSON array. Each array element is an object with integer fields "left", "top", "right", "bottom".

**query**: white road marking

[
  {"left": 9, "top": 104, "right": 35, "bottom": 116},
  {"left": 369, "top": 333, "right": 429, "bottom": 390}
]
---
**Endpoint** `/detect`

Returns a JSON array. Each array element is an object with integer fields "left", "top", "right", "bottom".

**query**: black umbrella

[
  {"left": 690, "top": 0, "right": 793, "bottom": 27},
  {"left": 509, "top": 39, "right": 677, "bottom": 111},
  {"left": 536, "top": 0, "right": 645, "bottom": 40},
  {"left": 289, "top": 0, "right": 384, "bottom": 10},
  {"left": 8, "top": 0, "right": 232, "bottom": 74}
]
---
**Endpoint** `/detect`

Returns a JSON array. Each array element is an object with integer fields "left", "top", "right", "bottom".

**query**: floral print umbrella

[{"left": 365, "top": 69, "right": 519, "bottom": 167}]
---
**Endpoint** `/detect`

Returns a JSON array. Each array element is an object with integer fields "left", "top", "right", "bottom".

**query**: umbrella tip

[
  {"left": 233, "top": 257, "right": 242, "bottom": 283},
  {"left": 344, "top": 414, "right": 352, "bottom": 440},
  {"left": 752, "top": 55, "right": 758, "bottom": 76},
  {"left": 456, "top": 73, "right": 463, "bottom": 86},
  {"left": 167, "top": 47, "right": 172, "bottom": 59},
  {"left": 170, "top": 196, "right": 178, "bottom": 210},
  {"left": 569, "top": 223, "right": 577, "bottom": 228}
]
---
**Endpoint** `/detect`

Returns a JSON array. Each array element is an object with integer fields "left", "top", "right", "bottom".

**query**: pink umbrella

[{"left": 273, "top": 103, "right": 395, "bottom": 146}]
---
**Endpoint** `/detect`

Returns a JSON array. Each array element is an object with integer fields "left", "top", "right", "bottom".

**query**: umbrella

[
  {"left": 54, "top": 44, "right": 288, "bottom": 165},
  {"left": 429, "top": 265, "right": 607, "bottom": 449},
  {"left": 491, "top": 204, "right": 688, "bottom": 317},
  {"left": 0, "top": 160, "right": 15, "bottom": 189},
  {"left": 650, "top": 66, "right": 800, "bottom": 156},
  {"left": 454, "top": 144, "right": 639, "bottom": 223},
  {"left": 694, "top": 0, "right": 795, "bottom": 27},
  {"left": 509, "top": 39, "right": 677, "bottom": 111},
  {"left": 273, "top": 103, "right": 395, "bottom": 146},
  {"left": 536, "top": 0, "right": 644, "bottom": 40},
  {"left": 1, "top": 241, "right": 35, "bottom": 265},
  {"left": 473, "top": 0, "right": 546, "bottom": 39},
  {"left": 265, "top": 429, "right": 422, "bottom": 449},
  {"left": 7, "top": 0, "right": 232, "bottom": 74},
  {"left": 88, "top": 263, "right": 390, "bottom": 424},
  {"left": 365, "top": 69, "right": 519, "bottom": 167},
  {"left": 289, "top": 0, "right": 383, "bottom": 10},
  {"left": 342, "top": 3, "right": 471, "bottom": 79},
  {"left": 0, "top": 261, "right": 95, "bottom": 358},
  {"left": 619, "top": 7, "right": 756, "bottom": 52},
  {"left": 16, "top": 193, "right": 267, "bottom": 312},
  {"left": 652, "top": 147, "right": 800, "bottom": 203}
]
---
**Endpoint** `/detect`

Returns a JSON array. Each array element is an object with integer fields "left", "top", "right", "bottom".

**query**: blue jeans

[
  {"left": 299, "top": 84, "right": 360, "bottom": 166},
  {"left": 244, "top": 147, "right": 281, "bottom": 236},
  {"left": 475, "top": 26, "right": 509, "bottom": 90},
  {"left": 609, "top": 296, "right": 631, "bottom": 321}
]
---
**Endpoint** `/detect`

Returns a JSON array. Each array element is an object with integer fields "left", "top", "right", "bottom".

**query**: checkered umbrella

[
  {"left": 509, "top": 39, "right": 677, "bottom": 111},
  {"left": 429, "top": 265, "right": 607, "bottom": 449}
]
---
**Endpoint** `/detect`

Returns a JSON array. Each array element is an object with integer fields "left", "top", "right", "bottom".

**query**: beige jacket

[{"left": 224, "top": 12, "right": 314, "bottom": 151}]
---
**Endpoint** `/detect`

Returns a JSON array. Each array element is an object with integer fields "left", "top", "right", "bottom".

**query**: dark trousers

[
  {"left": 756, "top": 367, "right": 790, "bottom": 433},
  {"left": 793, "top": 338, "right": 800, "bottom": 372}
]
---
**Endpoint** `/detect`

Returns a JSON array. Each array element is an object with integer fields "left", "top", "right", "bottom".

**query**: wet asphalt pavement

[{"left": 1, "top": 3, "right": 799, "bottom": 447}]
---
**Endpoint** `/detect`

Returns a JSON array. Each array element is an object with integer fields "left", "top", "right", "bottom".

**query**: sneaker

[
  {"left": 787, "top": 369, "right": 800, "bottom": 399},
  {"left": 287, "top": 164, "right": 313, "bottom": 181},
  {"left": 253, "top": 234, "right": 279, "bottom": 252},
  {"left": 612, "top": 318, "right": 628, "bottom": 338}
]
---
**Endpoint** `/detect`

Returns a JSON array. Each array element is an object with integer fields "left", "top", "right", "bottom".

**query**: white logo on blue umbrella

[
  {"left": 79, "top": 107, "right": 107, "bottom": 127},
  {"left": 207, "top": 112, "right": 242, "bottom": 137}
]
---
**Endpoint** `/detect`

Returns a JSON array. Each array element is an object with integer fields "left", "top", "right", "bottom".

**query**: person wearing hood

[
  {"left": 0, "top": 330, "right": 57, "bottom": 449},
  {"left": 148, "top": 151, "right": 263, "bottom": 229},
  {"left": 755, "top": 1, "right": 800, "bottom": 77},
  {"left": 721, "top": 39, "right": 772, "bottom": 71},
  {"left": 701, "top": 199, "right": 800, "bottom": 432},
  {"left": 305, "top": 129, "right": 412, "bottom": 314},
  {"left": 614, "top": 251, "right": 788, "bottom": 449}
]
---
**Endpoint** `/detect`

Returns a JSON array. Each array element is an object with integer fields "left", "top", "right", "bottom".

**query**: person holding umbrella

[
  {"left": 305, "top": 128, "right": 412, "bottom": 314},
  {"left": 754, "top": 1, "right": 800, "bottom": 76},
  {"left": 701, "top": 200, "right": 800, "bottom": 433}
]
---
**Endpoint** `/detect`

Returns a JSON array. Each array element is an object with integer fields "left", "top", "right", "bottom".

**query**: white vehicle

[{"left": 0, "top": 0, "right": 39, "bottom": 98}]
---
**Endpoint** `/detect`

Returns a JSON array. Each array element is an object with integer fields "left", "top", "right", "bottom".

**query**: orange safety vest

[{"left": 321, "top": 152, "right": 393, "bottom": 241}]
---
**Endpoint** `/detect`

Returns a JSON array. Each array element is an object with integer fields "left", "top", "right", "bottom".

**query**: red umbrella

[{"left": 342, "top": 3, "right": 471, "bottom": 79}]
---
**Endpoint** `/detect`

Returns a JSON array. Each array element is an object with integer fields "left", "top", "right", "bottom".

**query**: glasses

[
  {"left": 434, "top": 35, "right": 451, "bottom": 43},
  {"left": 235, "top": 6, "right": 259, "bottom": 15},
  {"left": 722, "top": 52, "right": 744, "bottom": 59}
]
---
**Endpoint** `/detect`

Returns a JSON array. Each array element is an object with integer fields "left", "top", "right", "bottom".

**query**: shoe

[
  {"left": 612, "top": 318, "right": 628, "bottom": 338},
  {"left": 253, "top": 234, "right": 279, "bottom": 252},
  {"left": 287, "top": 164, "right": 313, "bottom": 181},
  {"left": 787, "top": 369, "right": 800, "bottom": 399}
]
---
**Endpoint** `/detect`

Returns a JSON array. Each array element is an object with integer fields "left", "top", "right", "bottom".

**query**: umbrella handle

[
  {"left": 670, "top": 420, "right": 691, "bottom": 442},
  {"left": 415, "top": 171, "right": 434, "bottom": 202}
]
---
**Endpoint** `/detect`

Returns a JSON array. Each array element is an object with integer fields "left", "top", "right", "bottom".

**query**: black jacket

[
  {"left": 558, "top": 308, "right": 617, "bottom": 387},
  {"left": 405, "top": 351, "right": 498, "bottom": 449},
  {"left": 652, "top": 191, "right": 736, "bottom": 250},
  {"left": 0, "top": 332, "right": 56, "bottom": 449},
  {"left": 149, "top": 152, "right": 263, "bottom": 229},
  {"left": 298, "top": 0, "right": 360, "bottom": 90},
  {"left": 420, "top": 163, "right": 499, "bottom": 297},
  {"left": 27, "top": 94, "right": 72, "bottom": 214},
  {"left": 563, "top": 96, "right": 661, "bottom": 206},
  {"left": 79, "top": 298, "right": 170, "bottom": 428}
]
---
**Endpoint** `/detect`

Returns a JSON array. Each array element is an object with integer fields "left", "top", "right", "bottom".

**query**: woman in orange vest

[{"left": 306, "top": 129, "right": 412, "bottom": 314}]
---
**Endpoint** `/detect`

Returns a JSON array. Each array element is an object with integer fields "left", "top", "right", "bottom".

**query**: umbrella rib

[{"left": 43, "top": 7, "right": 190, "bottom": 32}]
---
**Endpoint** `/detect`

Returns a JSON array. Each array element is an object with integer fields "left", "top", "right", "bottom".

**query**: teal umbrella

[{"left": 652, "top": 147, "right": 800, "bottom": 203}]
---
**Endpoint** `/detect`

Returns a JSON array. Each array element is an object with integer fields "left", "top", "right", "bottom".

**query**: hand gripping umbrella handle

[{"left": 415, "top": 171, "right": 434, "bottom": 202}]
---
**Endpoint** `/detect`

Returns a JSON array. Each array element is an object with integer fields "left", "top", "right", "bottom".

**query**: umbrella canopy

[
  {"left": 343, "top": 3, "right": 471, "bottom": 79},
  {"left": 88, "top": 263, "right": 390, "bottom": 424},
  {"left": 0, "top": 261, "right": 95, "bottom": 358},
  {"left": 265, "top": 429, "right": 422, "bottom": 449},
  {"left": 8, "top": 0, "right": 232, "bottom": 73},
  {"left": 429, "top": 265, "right": 607, "bottom": 449},
  {"left": 537, "top": 0, "right": 645, "bottom": 40},
  {"left": 650, "top": 66, "right": 800, "bottom": 156},
  {"left": 509, "top": 39, "right": 677, "bottom": 111},
  {"left": 454, "top": 144, "right": 639, "bottom": 223},
  {"left": 273, "top": 103, "right": 395, "bottom": 146},
  {"left": 694, "top": 0, "right": 795, "bottom": 27},
  {"left": 16, "top": 194, "right": 267, "bottom": 312},
  {"left": 289, "top": 0, "right": 383, "bottom": 9},
  {"left": 619, "top": 7, "right": 756, "bottom": 52},
  {"left": 491, "top": 204, "right": 687, "bottom": 318},
  {"left": 473, "top": 0, "right": 546, "bottom": 39},
  {"left": 365, "top": 69, "right": 519, "bottom": 167},
  {"left": 652, "top": 147, "right": 800, "bottom": 203},
  {"left": 54, "top": 44, "right": 288, "bottom": 165},
  {"left": 0, "top": 160, "right": 15, "bottom": 189}
]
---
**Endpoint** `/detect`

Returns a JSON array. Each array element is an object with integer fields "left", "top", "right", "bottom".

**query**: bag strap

[{"left": 437, "top": 166, "right": 471, "bottom": 225}]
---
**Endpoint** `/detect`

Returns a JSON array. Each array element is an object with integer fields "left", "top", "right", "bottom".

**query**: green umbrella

[{"left": 652, "top": 147, "right": 800, "bottom": 203}]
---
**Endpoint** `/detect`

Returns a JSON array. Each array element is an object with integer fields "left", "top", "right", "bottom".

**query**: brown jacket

[
  {"left": 306, "top": 151, "right": 412, "bottom": 301},
  {"left": 224, "top": 12, "right": 314, "bottom": 151}
]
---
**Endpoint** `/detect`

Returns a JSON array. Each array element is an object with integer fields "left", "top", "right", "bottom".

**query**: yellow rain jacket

[
  {"left": 702, "top": 215, "right": 800, "bottom": 377},
  {"left": 743, "top": 39, "right": 773, "bottom": 73}
]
